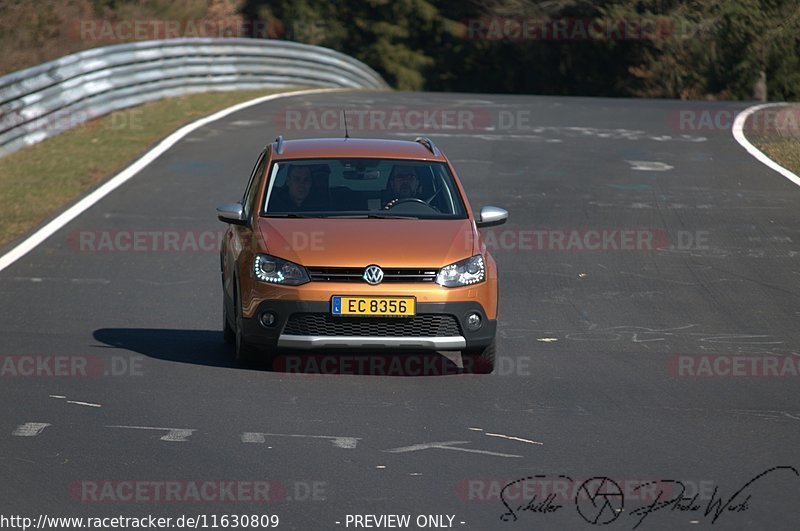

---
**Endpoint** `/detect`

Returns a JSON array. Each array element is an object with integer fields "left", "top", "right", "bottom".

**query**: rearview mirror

[
  {"left": 343, "top": 169, "right": 381, "bottom": 180},
  {"left": 216, "top": 203, "right": 246, "bottom": 225},
  {"left": 475, "top": 206, "right": 508, "bottom": 228}
]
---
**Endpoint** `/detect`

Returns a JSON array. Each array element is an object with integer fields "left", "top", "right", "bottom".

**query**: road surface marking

[
  {"left": 732, "top": 103, "right": 800, "bottom": 188},
  {"left": 8, "top": 277, "right": 110, "bottom": 284},
  {"left": 241, "top": 432, "right": 360, "bottom": 449},
  {"left": 0, "top": 88, "right": 346, "bottom": 273},
  {"left": 241, "top": 432, "right": 266, "bottom": 443},
  {"left": 625, "top": 160, "right": 674, "bottom": 171},
  {"left": 383, "top": 441, "right": 522, "bottom": 458},
  {"left": 67, "top": 400, "right": 101, "bottom": 408},
  {"left": 49, "top": 395, "right": 101, "bottom": 407},
  {"left": 108, "top": 425, "right": 196, "bottom": 442},
  {"left": 484, "top": 432, "right": 544, "bottom": 445},
  {"left": 12, "top": 423, "right": 50, "bottom": 437}
]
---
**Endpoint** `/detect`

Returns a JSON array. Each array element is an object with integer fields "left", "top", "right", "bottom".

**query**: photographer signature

[{"left": 499, "top": 466, "right": 798, "bottom": 528}]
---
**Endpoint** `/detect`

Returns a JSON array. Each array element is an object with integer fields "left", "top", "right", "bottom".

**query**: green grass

[
  {"left": 0, "top": 88, "right": 303, "bottom": 247},
  {"left": 745, "top": 105, "right": 800, "bottom": 176},
  {"left": 749, "top": 137, "right": 800, "bottom": 175}
]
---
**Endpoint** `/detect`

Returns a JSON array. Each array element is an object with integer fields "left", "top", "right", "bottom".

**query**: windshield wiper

[{"left": 326, "top": 213, "right": 419, "bottom": 220}]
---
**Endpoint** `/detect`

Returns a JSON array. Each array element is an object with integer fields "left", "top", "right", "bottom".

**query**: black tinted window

[{"left": 262, "top": 158, "right": 467, "bottom": 219}]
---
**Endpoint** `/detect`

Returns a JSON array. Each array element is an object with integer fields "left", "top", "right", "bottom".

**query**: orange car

[{"left": 217, "top": 136, "right": 508, "bottom": 373}]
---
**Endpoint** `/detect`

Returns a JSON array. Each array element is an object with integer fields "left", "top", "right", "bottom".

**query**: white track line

[
  {"left": 66, "top": 400, "right": 102, "bottom": 408},
  {"left": 383, "top": 440, "right": 522, "bottom": 458},
  {"left": 0, "top": 87, "right": 347, "bottom": 273},
  {"left": 241, "top": 432, "right": 360, "bottom": 449},
  {"left": 12, "top": 422, "right": 51, "bottom": 437},
  {"left": 108, "top": 425, "right": 196, "bottom": 442},
  {"left": 732, "top": 103, "right": 800, "bottom": 188},
  {"left": 484, "top": 432, "right": 544, "bottom": 445}
]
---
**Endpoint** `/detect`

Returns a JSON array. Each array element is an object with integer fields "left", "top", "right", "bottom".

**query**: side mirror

[
  {"left": 216, "top": 203, "right": 246, "bottom": 225},
  {"left": 475, "top": 206, "right": 508, "bottom": 228}
]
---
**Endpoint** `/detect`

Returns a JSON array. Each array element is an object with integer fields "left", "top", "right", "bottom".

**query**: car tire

[
  {"left": 462, "top": 339, "right": 496, "bottom": 374},
  {"left": 223, "top": 296, "right": 235, "bottom": 345}
]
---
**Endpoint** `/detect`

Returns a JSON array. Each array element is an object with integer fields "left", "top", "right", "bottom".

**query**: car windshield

[{"left": 261, "top": 158, "right": 467, "bottom": 219}]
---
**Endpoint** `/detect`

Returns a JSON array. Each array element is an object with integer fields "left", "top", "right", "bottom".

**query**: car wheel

[
  {"left": 462, "top": 339, "right": 496, "bottom": 374},
  {"left": 223, "top": 295, "right": 235, "bottom": 345}
]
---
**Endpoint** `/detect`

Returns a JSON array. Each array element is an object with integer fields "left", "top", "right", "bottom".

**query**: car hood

[{"left": 257, "top": 218, "right": 476, "bottom": 267}]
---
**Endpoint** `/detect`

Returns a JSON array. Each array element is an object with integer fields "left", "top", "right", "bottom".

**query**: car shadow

[
  {"left": 93, "top": 328, "right": 237, "bottom": 369},
  {"left": 92, "top": 328, "right": 465, "bottom": 376}
]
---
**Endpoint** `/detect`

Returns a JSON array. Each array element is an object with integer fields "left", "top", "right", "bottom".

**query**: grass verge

[
  {"left": 0, "top": 88, "right": 302, "bottom": 248},
  {"left": 744, "top": 105, "right": 800, "bottom": 176},
  {"left": 749, "top": 137, "right": 800, "bottom": 175}
]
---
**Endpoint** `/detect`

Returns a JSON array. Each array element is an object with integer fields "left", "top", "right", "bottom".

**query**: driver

[{"left": 383, "top": 166, "right": 420, "bottom": 208}]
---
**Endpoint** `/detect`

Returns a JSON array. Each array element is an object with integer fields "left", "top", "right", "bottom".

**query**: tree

[{"left": 240, "top": 0, "right": 799, "bottom": 99}]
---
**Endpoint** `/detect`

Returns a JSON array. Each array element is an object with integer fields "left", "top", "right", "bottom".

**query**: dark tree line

[{"left": 241, "top": 0, "right": 799, "bottom": 100}]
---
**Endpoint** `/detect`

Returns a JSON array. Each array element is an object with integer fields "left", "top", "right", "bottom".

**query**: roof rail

[
  {"left": 414, "top": 136, "right": 439, "bottom": 156},
  {"left": 274, "top": 135, "right": 285, "bottom": 154}
]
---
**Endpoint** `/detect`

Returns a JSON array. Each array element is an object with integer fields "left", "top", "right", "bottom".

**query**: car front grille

[
  {"left": 307, "top": 267, "right": 438, "bottom": 283},
  {"left": 283, "top": 313, "right": 462, "bottom": 337}
]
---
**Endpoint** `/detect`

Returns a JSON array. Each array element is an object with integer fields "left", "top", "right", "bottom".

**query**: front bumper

[
  {"left": 241, "top": 300, "right": 496, "bottom": 351},
  {"left": 278, "top": 335, "right": 466, "bottom": 350}
]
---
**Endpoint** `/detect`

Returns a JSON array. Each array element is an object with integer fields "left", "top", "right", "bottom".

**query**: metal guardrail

[{"left": 0, "top": 38, "right": 389, "bottom": 156}]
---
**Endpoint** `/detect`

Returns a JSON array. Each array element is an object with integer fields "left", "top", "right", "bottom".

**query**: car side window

[{"left": 242, "top": 151, "right": 266, "bottom": 219}]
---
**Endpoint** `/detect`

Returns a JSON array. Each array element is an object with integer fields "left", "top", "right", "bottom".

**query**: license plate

[{"left": 331, "top": 296, "right": 416, "bottom": 317}]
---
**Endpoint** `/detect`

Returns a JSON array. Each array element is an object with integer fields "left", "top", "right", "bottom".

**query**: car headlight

[
  {"left": 436, "top": 255, "right": 485, "bottom": 287},
  {"left": 253, "top": 254, "right": 309, "bottom": 285}
]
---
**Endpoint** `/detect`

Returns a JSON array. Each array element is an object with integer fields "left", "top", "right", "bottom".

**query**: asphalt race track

[{"left": 1, "top": 91, "right": 799, "bottom": 530}]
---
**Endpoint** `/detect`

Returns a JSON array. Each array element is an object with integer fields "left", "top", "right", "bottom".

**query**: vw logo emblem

[{"left": 363, "top": 265, "right": 384, "bottom": 285}]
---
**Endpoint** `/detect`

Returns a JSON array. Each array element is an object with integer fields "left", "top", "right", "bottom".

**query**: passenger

[{"left": 269, "top": 165, "right": 327, "bottom": 212}]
